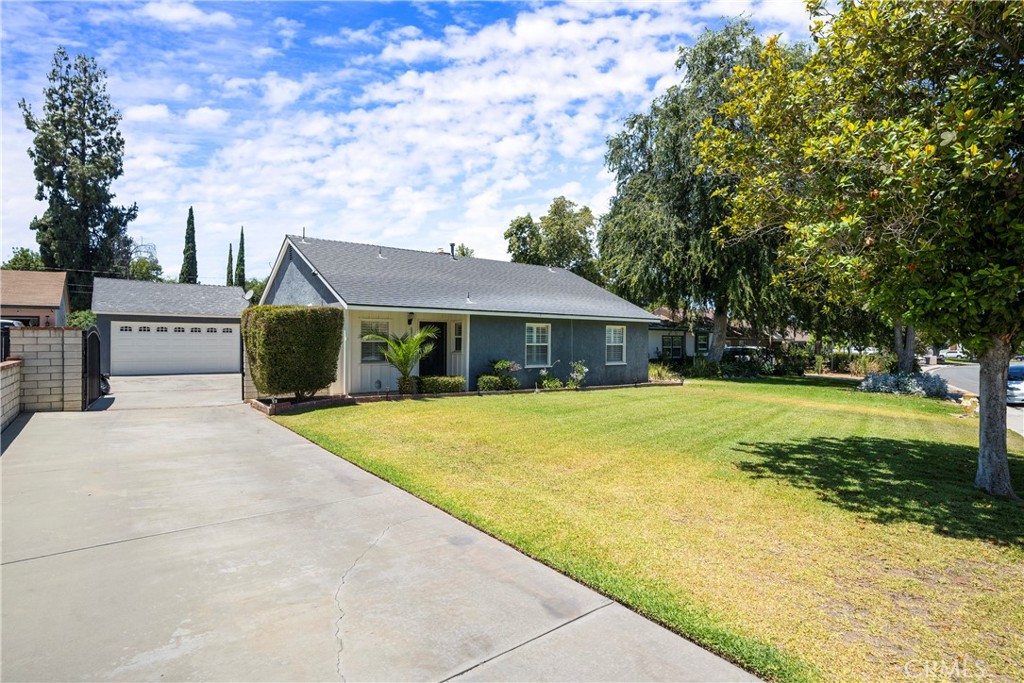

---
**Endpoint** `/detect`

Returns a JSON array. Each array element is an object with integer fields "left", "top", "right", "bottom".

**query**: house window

[
  {"left": 525, "top": 323, "right": 550, "bottom": 367},
  {"left": 156, "top": 326, "right": 168, "bottom": 333},
  {"left": 222, "top": 328, "right": 233, "bottom": 333},
  {"left": 190, "top": 327, "right": 202, "bottom": 333},
  {"left": 696, "top": 332, "right": 710, "bottom": 355},
  {"left": 454, "top": 322, "right": 463, "bottom": 352},
  {"left": 207, "top": 327, "right": 217, "bottom": 333},
  {"left": 174, "top": 326, "right": 185, "bottom": 333},
  {"left": 606, "top": 326, "right": 626, "bottom": 364},
  {"left": 361, "top": 320, "right": 389, "bottom": 363},
  {"left": 119, "top": 325, "right": 132, "bottom": 332},
  {"left": 662, "top": 335, "right": 684, "bottom": 360}
]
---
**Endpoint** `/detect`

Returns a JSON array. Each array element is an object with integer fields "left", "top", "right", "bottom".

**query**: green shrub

[
  {"left": 813, "top": 354, "right": 826, "bottom": 374},
  {"left": 649, "top": 362, "right": 682, "bottom": 381},
  {"left": 486, "top": 359, "right": 522, "bottom": 389},
  {"left": 419, "top": 376, "right": 466, "bottom": 393},
  {"left": 242, "top": 305, "right": 343, "bottom": 401},
  {"left": 539, "top": 375, "right": 564, "bottom": 389},
  {"left": 477, "top": 375, "right": 504, "bottom": 391},
  {"left": 67, "top": 309, "right": 97, "bottom": 329}
]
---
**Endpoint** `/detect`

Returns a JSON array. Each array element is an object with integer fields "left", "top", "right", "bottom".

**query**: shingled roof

[
  {"left": 281, "top": 236, "right": 656, "bottom": 322},
  {"left": 0, "top": 270, "right": 67, "bottom": 308},
  {"left": 92, "top": 278, "right": 248, "bottom": 318}
]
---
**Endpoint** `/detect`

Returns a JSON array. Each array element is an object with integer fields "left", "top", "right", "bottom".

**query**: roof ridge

[
  {"left": 95, "top": 276, "right": 244, "bottom": 290},
  {"left": 285, "top": 234, "right": 570, "bottom": 272}
]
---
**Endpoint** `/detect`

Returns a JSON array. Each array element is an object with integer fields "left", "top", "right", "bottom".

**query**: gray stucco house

[
  {"left": 262, "top": 236, "right": 657, "bottom": 393},
  {"left": 92, "top": 278, "right": 248, "bottom": 375}
]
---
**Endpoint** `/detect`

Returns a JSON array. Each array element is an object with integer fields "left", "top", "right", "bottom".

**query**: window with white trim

[
  {"left": 662, "top": 335, "right": 684, "bottom": 360},
  {"left": 696, "top": 332, "right": 710, "bottom": 355},
  {"left": 119, "top": 325, "right": 132, "bottom": 332},
  {"left": 454, "top": 322, "right": 463, "bottom": 352},
  {"left": 361, "top": 320, "right": 389, "bottom": 363},
  {"left": 606, "top": 326, "right": 626, "bottom": 364},
  {"left": 525, "top": 323, "right": 550, "bottom": 367}
]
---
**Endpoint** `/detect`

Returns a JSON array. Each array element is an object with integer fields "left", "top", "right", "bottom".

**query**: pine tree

[
  {"left": 226, "top": 244, "right": 234, "bottom": 286},
  {"left": 234, "top": 226, "right": 245, "bottom": 286},
  {"left": 18, "top": 47, "right": 137, "bottom": 309},
  {"left": 179, "top": 206, "right": 197, "bottom": 283}
]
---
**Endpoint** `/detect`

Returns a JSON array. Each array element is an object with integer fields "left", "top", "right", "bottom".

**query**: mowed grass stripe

[{"left": 278, "top": 378, "right": 1023, "bottom": 683}]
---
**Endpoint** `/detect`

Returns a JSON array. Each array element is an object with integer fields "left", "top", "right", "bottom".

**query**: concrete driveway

[{"left": 1, "top": 376, "right": 755, "bottom": 682}]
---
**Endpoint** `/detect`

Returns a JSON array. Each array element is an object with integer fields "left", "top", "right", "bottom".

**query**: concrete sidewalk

[{"left": 1, "top": 376, "right": 756, "bottom": 682}]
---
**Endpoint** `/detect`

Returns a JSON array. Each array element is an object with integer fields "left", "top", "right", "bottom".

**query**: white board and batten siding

[
  {"left": 348, "top": 311, "right": 467, "bottom": 393},
  {"left": 111, "top": 321, "right": 241, "bottom": 375}
]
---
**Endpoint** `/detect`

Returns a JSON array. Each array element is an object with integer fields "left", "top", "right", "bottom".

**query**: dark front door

[{"left": 419, "top": 322, "right": 447, "bottom": 377}]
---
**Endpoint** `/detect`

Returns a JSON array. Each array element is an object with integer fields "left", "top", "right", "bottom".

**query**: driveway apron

[{"left": 1, "top": 375, "right": 756, "bottom": 682}]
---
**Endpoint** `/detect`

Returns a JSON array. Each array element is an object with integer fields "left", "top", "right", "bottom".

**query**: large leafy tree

[
  {"left": 129, "top": 256, "right": 163, "bottom": 282},
  {"left": 234, "top": 226, "right": 245, "bottom": 286},
  {"left": 504, "top": 197, "right": 602, "bottom": 284},
  {"left": 701, "top": 1, "right": 1023, "bottom": 498},
  {"left": 18, "top": 47, "right": 137, "bottom": 310},
  {"left": 598, "top": 21, "right": 801, "bottom": 361},
  {"left": 2, "top": 247, "right": 45, "bottom": 271},
  {"left": 179, "top": 206, "right": 198, "bottom": 283}
]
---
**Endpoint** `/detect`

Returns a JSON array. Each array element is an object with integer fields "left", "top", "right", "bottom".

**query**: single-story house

[
  {"left": 648, "top": 306, "right": 810, "bottom": 361},
  {"left": 92, "top": 277, "right": 248, "bottom": 375},
  {"left": 0, "top": 270, "right": 69, "bottom": 326},
  {"left": 261, "top": 236, "right": 657, "bottom": 394}
]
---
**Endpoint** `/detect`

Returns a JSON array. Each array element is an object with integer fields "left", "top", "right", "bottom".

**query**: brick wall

[
  {"left": 8, "top": 328, "right": 83, "bottom": 412},
  {"left": 1, "top": 359, "right": 22, "bottom": 430}
]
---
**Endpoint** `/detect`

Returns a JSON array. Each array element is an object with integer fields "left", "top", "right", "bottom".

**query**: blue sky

[{"left": 1, "top": 1, "right": 812, "bottom": 283}]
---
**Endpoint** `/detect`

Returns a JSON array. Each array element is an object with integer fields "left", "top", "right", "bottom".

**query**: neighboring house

[
  {"left": 0, "top": 270, "right": 69, "bottom": 327},
  {"left": 261, "top": 236, "right": 657, "bottom": 394},
  {"left": 648, "top": 306, "right": 809, "bottom": 361},
  {"left": 92, "top": 278, "right": 248, "bottom": 375}
]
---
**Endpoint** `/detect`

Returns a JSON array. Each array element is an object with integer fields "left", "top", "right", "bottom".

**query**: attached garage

[{"left": 92, "top": 278, "right": 248, "bottom": 376}]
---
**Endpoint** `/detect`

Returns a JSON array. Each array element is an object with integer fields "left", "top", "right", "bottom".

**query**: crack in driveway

[{"left": 333, "top": 516, "right": 423, "bottom": 682}]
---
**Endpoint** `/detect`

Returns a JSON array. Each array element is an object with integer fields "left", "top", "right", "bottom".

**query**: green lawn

[{"left": 276, "top": 378, "right": 1024, "bottom": 683}]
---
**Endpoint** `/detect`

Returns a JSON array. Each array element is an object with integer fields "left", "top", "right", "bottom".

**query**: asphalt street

[{"left": 932, "top": 362, "right": 1024, "bottom": 436}]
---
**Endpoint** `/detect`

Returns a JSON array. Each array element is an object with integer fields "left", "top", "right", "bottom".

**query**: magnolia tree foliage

[
  {"left": 700, "top": 0, "right": 1024, "bottom": 497},
  {"left": 598, "top": 22, "right": 802, "bottom": 362},
  {"left": 18, "top": 47, "right": 137, "bottom": 310}
]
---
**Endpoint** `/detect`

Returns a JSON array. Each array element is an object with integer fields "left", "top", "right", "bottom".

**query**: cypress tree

[
  {"left": 234, "top": 226, "right": 245, "bottom": 286},
  {"left": 226, "top": 243, "right": 234, "bottom": 286},
  {"left": 179, "top": 206, "right": 198, "bottom": 283}
]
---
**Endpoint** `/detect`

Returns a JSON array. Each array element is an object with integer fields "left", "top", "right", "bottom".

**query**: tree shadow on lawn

[{"left": 735, "top": 436, "right": 1023, "bottom": 545}]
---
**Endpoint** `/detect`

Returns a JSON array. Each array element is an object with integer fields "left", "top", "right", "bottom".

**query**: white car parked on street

[{"left": 1008, "top": 366, "right": 1024, "bottom": 405}]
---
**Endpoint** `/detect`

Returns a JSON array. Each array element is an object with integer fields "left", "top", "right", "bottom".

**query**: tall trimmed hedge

[{"left": 242, "top": 305, "right": 343, "bottom": 401}]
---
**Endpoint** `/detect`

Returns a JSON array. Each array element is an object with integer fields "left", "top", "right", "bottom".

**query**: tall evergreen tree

[
  {"left": 226, "top": 244, "right": 234, "bottom": 286},
  {"left": 18, "top": 47, "right": 137, "bottom": 310},
  {"left": 179, "top": 206, "right": 197, "bottom": 283},
  {"left": 234, "top": 226, "right": 245, "bottom": 286}
]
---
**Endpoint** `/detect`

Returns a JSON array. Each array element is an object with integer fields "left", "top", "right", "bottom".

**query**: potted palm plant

[{"left": 362, "top": 325, "right": 438, "bottom": 394}]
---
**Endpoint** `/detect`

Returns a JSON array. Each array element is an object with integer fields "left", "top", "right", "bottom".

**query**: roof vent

[
  {"left": 378, "top": 246, "right": 386, "bottom": 259},
  {"left": 465, "top": 291, "right": 473, "bottom": 304},
  {"left": 301, "top": 227, "right": 307, "bottom": 243},
  {"left": 450, "top": 242, "right": 456, "bottom": 260}
]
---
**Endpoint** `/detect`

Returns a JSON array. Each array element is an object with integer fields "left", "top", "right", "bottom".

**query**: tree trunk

[
  {"left": 931, "top": 343, "right": 942, "bottom": 358},
  {"left": 893, "top": 318, "right": 916, "bottom": 373},
  {"left": 707, "top": 298, "right": 729, "bottom": 363},
  {"left": 976, "top": 335, "right": 1018, "bottom": 499}
]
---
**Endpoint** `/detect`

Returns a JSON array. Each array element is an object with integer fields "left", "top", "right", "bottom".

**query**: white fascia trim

[
  {"left": 286, "top": 237, "right": 348, "bottom": 307},
  {"left": 344, "top": 304, "right": 654, "bottom": 323}
]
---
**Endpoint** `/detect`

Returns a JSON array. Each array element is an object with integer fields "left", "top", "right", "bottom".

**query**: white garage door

[{"left": 111, "top": 321, "right": 240, "bottom": 375}]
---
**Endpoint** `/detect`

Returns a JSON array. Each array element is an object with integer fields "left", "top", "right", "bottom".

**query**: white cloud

[
  {"left": 259, "top": 72, "right": 317, "bottom": 111},
  {"left": 184, "top": 107, "right": 230, "bottom": 128},
  {"left": 124, "top": 104, "right": 171, "bottom": 122},
  {"left": 273, "top": 17, "right": 302, "bottom": 48},
  {"left": 136, "top": 1, "right": 236, "bottom": 30},
  {"left": 311, "top": 24, "right": 382, "bottom": 48}
]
